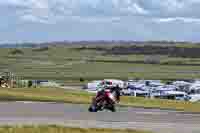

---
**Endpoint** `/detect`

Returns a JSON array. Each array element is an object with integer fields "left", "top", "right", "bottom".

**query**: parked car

[{"left": 153, "top": 91, "right": 189, "bottom": 101}]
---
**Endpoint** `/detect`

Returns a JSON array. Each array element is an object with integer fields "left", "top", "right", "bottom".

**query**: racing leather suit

[{"left": 96, "top": 85, "right": 121, "bottom": 103}]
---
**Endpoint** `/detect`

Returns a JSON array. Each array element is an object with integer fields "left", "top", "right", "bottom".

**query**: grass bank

[
  {"left": 0, "top": 87, "right": 93, "bottom": 104},
  {"left": 0, "top": 87, "right": 200, "bottom": 112},
  {"left": 2, "top": 46, "right": 200, "bottom": 81},
  {"left": 0, "top": 125, "right": 152, "bottom": 133}
]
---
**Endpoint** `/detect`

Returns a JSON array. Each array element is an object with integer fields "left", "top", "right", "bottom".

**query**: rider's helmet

[{"left": 98, "top": 80, "right": 110, "bottom": 90}]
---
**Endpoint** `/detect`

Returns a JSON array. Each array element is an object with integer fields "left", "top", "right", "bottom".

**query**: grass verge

[
  {"left": 0, "top": 87, "right": 200, "bottom": 112},
  {"left": 0, "top": 125, "right": 152, "bottom": 133}
]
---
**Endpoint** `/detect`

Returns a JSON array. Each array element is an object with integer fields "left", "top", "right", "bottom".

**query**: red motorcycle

[{"left": 88, "top": 88, "right": 120, "bottom": 112}]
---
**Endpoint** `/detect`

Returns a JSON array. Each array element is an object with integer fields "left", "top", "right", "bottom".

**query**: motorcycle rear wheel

[{"left": 107, "top": 104, "right": 116, "bottom": 112}]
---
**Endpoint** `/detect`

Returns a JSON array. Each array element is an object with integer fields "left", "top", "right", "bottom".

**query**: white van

[
  {"left": 84, "top": 80, "right": 102, "bottom": 90},
  {"left": 101, "top": 79, "right": 125, "bottom": 89}
]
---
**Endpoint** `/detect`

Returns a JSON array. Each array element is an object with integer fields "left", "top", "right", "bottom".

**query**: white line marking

[{"left": 15, "top": 101, "right": 57, "bottom": 104}]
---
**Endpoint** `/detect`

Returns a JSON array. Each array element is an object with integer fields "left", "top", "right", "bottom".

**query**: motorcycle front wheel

[{"left": 88, "top": 105, "right": 98, "bottom": 112}]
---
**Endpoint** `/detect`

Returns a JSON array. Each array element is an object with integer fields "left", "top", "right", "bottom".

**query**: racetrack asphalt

[{"left": 0, "top": 102, "right": 199, "bottom": 133}]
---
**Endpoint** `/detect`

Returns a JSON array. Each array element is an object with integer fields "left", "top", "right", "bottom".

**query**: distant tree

[
  {"left": 28, "top": 80, "right": 33, "bottom": 87},
  {"left": 80, "top": 77, "right": 85, "bottom": 82},
  {"left": 144, "top": 55, "right": 161, "bottom": 64},
  {"left": 9, "top": 49, "right": 24, "bottom": 55},
  {"left": 32, "top": 47, "right": 49, "bottom": 52}
]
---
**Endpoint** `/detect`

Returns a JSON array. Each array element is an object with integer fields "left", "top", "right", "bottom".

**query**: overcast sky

[{"left": 0, "top": 0, "right": 200, "bottom": 44}]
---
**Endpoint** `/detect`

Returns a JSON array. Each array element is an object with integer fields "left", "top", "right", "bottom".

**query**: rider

[{"left": 95, "top": 82, "right": 121, "bottom": 103}]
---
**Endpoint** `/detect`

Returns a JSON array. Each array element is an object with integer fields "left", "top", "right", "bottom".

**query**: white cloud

[
  {"left": 120, "top": 2, "right": 149, "bottom": 15},
  {"left": 0, "top": 0, "right": 150, "bottom": 23},
  {"left": 1, "top": 0, "right": 200, "bottom": 24},
  {"left": 1, "top": 0, "right": 200, "bottom": 43},
  {"left": 112, "top": 0, "right": 149, "bottom": 15},
  {"left": 71, "top": 16, "right": 121, "bottom": 23},
  {"left": 154, "top": 17, "right": 200, "bottom": 24},
  {"left": 20, "top": 14, "right": 50, "bottom": 24},
  {"left": 163, "top": 0, "right": 185, "bottom": 11},
  {"left": 132, "top": 3, "right": 148, "bottom": 15},
  {"left": 0, "top": 0, "right": 49, "bottom": 9}
]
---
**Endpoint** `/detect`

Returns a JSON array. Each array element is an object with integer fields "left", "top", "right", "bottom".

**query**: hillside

[{"left": 0, "top": 43, "right": 200, "bottom": 83}]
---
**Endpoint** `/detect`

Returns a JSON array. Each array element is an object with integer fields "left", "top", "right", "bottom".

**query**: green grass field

[
  {"left": 1, "top": 46, "right": 200, "bottom": 82},
  {"left": 1, "top": 87, "right": 200, "bottom": 112},
  {"left": 0, "top": 125, "right": 152, "bottom": 133}
]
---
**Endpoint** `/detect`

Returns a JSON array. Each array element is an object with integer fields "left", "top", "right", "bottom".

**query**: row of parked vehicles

[{"left": 84, "top": 79, "right": 200, "bottom": 102}]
